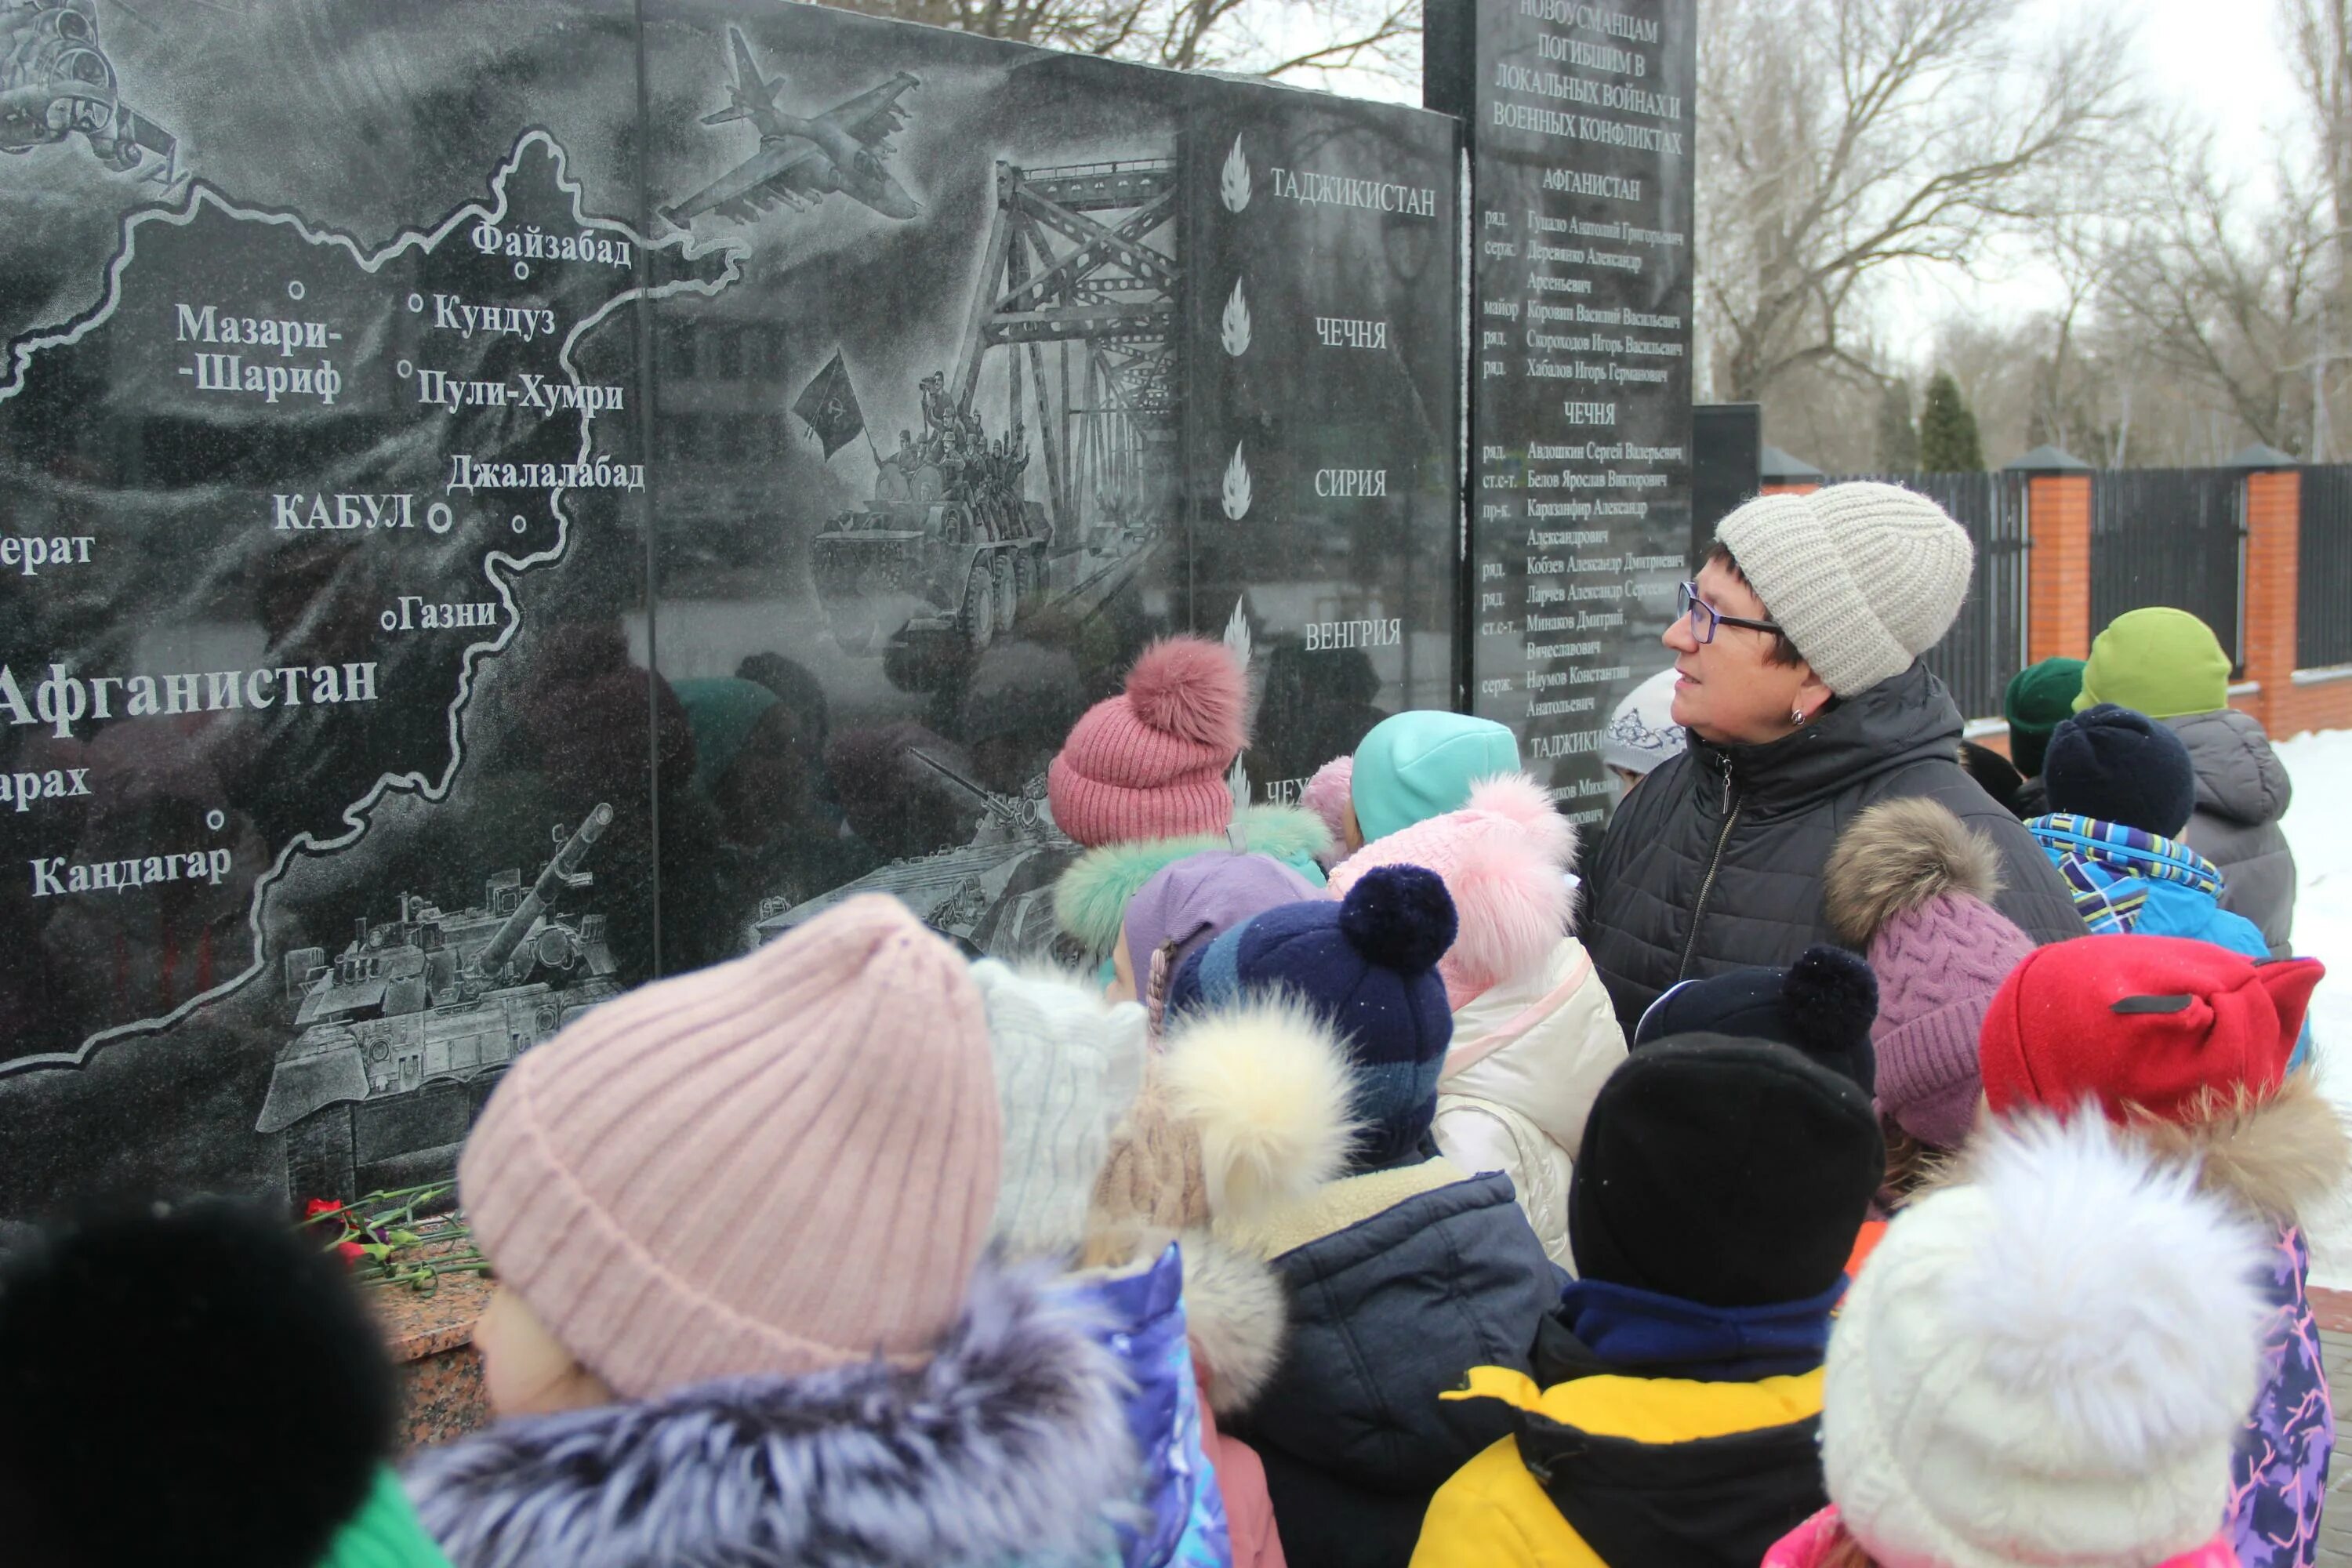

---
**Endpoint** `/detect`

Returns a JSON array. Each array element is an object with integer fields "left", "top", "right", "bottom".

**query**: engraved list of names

[{"left": 1429, "top": 0, "right": 1696, "bottom": 824}]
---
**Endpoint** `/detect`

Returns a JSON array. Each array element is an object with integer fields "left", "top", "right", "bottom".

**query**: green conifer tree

[{"left": 1918, "top": 370, "right": 1985, "bottom": 472}]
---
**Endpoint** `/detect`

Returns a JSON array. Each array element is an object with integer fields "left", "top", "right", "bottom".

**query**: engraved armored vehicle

[
  {"left": 752, "top": 755, "right": 1076, "bottom": 960},
  {"left": 0, "top": 1, "right": 179, "bottom": 178},
  {"left": 811, "top": 376, "right": 1050, "bottom": 656},
  {"left": 257, "top": 804, "right": 619, "bottom": 1203}
]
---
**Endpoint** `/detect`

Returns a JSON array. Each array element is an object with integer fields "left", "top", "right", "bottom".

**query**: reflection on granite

[{"left": 373, "top": 1272, "right": 492, "bottom": 1450}]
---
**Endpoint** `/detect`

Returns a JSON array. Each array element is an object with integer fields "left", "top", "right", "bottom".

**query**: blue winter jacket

[{"left": 1068, "top": 1243, "right": 1232, "bottom": 1568}]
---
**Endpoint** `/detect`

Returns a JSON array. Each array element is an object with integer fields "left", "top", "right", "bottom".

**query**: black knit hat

[
  {"left": 2043, "top": 703, "right": 2198, "bottom": 837},
  {"left": 0, "top": 1198, "right": 398, "bottom": 1568},
  {"left": 1632, "top": 946, "right": 1878, "bottom": 1097},
  {"left": 1570, "top": 1034, "right": 1885, "bottom": 1307}
]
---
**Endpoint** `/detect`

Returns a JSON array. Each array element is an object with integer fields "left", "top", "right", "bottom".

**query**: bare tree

[
  {"left": 1697, "top": 0, "right": 2141, "bottom": 405},
  {"left": 815, "top": 0, "right": 1421, "bottom": 84},
  {"left": 2285, "top": 0, "right": 2352, "bottom": 250},
  {"left": 2100, "top": 127, "right": 2332, "bottom": 454}
]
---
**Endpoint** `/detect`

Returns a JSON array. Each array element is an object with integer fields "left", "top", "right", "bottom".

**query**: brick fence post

[
  {"left": 2234, "top": 445, "right": 2303, "bottom": 737},
  {"left": 2009, "top": 445, "right": 2094, "bottom": 664}
]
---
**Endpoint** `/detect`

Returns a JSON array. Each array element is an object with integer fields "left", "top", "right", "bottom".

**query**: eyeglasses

[{"left": 1679, "top": 581, "right": 1784, "bottom": 644}]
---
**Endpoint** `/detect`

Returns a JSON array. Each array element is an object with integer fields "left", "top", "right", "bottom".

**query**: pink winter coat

[
  {"left": 1198, "top": 1373, "right": 1284, "bottom": 1568},
  {"left": 1762, "top": 1508, "right": 2240, "bottom": 1568}
]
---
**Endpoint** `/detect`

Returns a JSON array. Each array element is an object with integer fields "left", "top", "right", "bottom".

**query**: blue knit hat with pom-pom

[{"left": 1171, "top": 863, "right": 1457, "bottom": 1170}]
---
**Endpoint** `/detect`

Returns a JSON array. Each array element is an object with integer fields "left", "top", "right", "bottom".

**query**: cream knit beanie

[
  {"left": 973, "top": 960, "right": 1148, "bottom": 1257},
  {"left": 1824, "top": 1112, "right": 2269, "bottom": 1568},
  {"left": 1715, "top": 482, "right": 1973, "bottom": 695},
  {"left": 459, "top": 894, "right": 1001, "bottom": 1399}
]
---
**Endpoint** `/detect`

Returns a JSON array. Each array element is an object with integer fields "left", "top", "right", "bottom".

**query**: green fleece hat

[
  {"left": 2002, "top": 657, "right": 2085, "bottom": 778},
  {"left": 318, "top": 1469, "right": 454, "bottom": 1568},
  {"left": 1350, "top": 711, "right": 1521, "bottom": 844},
  {"left": 673, "top": 677, "right": 780, "bottom": 793},
  {"left": 2074, "top": 608, "right": 2232, "bottom": 720}
]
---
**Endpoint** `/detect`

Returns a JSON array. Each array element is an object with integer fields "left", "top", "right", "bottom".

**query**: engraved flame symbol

[
  {"left": 1221, "top": 278, "right": 1251, "bottom": 357},
  {"left": 1221, "top": 441, "right": 1254, "bottom": 521},
  {"left": 1221, "top": 135, "right": 1251, "bottom": 214}
]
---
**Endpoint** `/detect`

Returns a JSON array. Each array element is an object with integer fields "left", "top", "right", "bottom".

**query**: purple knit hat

[
  {"left": 1824, "top": 797, "right": 2034, "bottom": 1149},
  {"left": 1123, "top": 850, "right": 1316, "bottom": 998}
]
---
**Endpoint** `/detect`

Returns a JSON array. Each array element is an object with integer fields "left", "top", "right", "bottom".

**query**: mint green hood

[{"left": 1351, "top": 712, "right": 1520, "bottom": 843}]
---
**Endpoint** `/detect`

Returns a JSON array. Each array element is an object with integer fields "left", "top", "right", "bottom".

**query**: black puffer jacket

[{"left": 1584, "top": 662, "right": 2085, "bottom": 1033}]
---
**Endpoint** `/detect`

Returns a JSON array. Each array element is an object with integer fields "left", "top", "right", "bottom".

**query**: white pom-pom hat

[{"left": 1825, "top": 1111, "right": 2270, "bottom": 1568}]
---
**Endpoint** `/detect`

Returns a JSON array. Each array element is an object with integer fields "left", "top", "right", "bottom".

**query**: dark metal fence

[
  {"left": 2091, "top": 469, "right": 2245, "bottom": 674},
  {"left": 1817, "top": 471, "right": 2031, "bottom": 723},
  {"left": 2301, "top": 465, "right": 2352, "bottom": 669}
]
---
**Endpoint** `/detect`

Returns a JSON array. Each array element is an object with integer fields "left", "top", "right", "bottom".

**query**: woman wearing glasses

[{"left": 1579, "top": 482, "right": 2083, "bottom": 1036}]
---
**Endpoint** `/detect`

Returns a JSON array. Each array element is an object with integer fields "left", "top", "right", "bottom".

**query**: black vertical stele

[
  {"left": 0, "top": 0, "right": 1457, "bottom": 1218},
  {"left": 1427, "top": 0, "right": 1697, "bottom": 826}
]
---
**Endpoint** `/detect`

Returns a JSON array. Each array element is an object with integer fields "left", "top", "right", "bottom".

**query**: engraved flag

[{"left": 792, "top": 351, "right": 865, "bottom": 459}]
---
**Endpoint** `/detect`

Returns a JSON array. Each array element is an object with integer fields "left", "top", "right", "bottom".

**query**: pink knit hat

[
  {"left": 459, "top": 894, "right": 1001, "bottom": 1399},
  {"left": 1824, "top": 797, "right": 2034, "bottom": 1150},
  {"left": 1047, "top": 637, "right": 1247, "bottom": 848},
  {"left": 1301, "top": 754, "right": 1354, "bottom": 867},
  {"left": 1325, "top": 772, "right": 1575, "bottom": 1011}
]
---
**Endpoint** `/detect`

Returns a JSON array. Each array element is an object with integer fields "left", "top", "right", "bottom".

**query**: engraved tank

[
  {"left": 258, "top": 804, "right": 619, "bottom": 1203},
  {"left": 811, "top": 393, "right": 1049, "bottom": 656},
  {"left": 752, "top": 760, "right": 1076, "bottom": 961}
]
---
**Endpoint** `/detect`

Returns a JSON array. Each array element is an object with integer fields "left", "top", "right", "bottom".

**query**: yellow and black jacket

[{"left": 1407, "top": 1361, "right": 1828, "bottom": 1568}]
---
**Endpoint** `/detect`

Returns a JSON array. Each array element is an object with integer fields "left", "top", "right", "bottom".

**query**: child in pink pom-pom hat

[
  {"left": 1049, "top": 636, "right": 1250, "bottom": 849},
  {"left": 1325, "top": 771, "right": 1624, "bottom": 1267},
  {"left": 1299, "top": 755, "right": 1352, "bottom": 870},
  {"left": 1050, "top": 637, "right": 1332, "bottom": 967}
]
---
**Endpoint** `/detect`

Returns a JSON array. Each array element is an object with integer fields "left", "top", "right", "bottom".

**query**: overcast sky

[
  {"left": 1849, "top": 0, "right": 2309, "bottom": 358},
  {"left": 1295, "top": 0, "right": 2318, "bottom": 358}
]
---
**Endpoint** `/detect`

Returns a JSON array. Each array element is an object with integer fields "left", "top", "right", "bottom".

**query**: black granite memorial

[
  {"left": 0, "top": 0, "right": 1457, "bottom": 1215},
  {"left": 1428, "top": 0, "right": 1696, "bottom": 829}
]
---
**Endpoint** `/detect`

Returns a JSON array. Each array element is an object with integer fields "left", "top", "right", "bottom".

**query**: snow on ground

[{"left": 2273, "top": 731, "right": 2352, "bottom": 1287}]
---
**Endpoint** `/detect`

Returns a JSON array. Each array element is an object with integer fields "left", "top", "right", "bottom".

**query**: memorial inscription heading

[{"left": 1430, "top": 0, "right": 1696, "bottom": 822}]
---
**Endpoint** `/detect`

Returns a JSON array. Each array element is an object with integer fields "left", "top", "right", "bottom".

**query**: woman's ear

[{"left": 1794, "top": 666, "right": 1833, "bottom": 727}]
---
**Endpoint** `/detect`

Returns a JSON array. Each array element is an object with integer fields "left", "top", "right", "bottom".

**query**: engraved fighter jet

[
  {"left": 0, "top": 0, "right": 180, "bottom": 183},
  {"left": 662, "top": 26, "right": 919, "bottom": 227}
]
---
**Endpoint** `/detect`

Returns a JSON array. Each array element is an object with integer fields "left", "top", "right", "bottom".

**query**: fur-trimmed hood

[
  {"left": 406, "top": 1263, "right": 1136, "bottom": 1568},
  {"left": 1327, "top": 772, "right": 1577, "bottom": 1009},
  {"left": 1172, "top": 1229, "right": 1287, "bottom": 1417},
  {"left": 1080, "top": 1226, "right": 1290, "bottom": 1421},
  {"left": 1087, "top": 1000, "right": 1356, "bottom": 1284},
  {"left": 1822, "top": 794, "right": 2004, "bottom": 947},
  {"left": 1054, "top": 804, "right": 1332, "bottom": 958},
  {"left": 2135, "top": 1072, "right": 2350, "bottom": 1225},
  {"left": 1929, "top": 1073, "right": 2350, "bottom": 1227},
  {"left": 1161, "top": 996, "right": 1360, "bottom": 1220}
]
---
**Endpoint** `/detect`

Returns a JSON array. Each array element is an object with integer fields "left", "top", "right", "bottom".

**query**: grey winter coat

[
  {"left": 1224, "top": 1158, "right": 1563, "bottom": 1568},
  {"left": 1583, "top": 661, "right": 2085, "bottom": 1034},
  {"left": 404, "top": 1264, "right": 1136, "bottom": 1568},
  {"left": 2166, "top": 707, "right": 2297, "bottom": 956}
]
